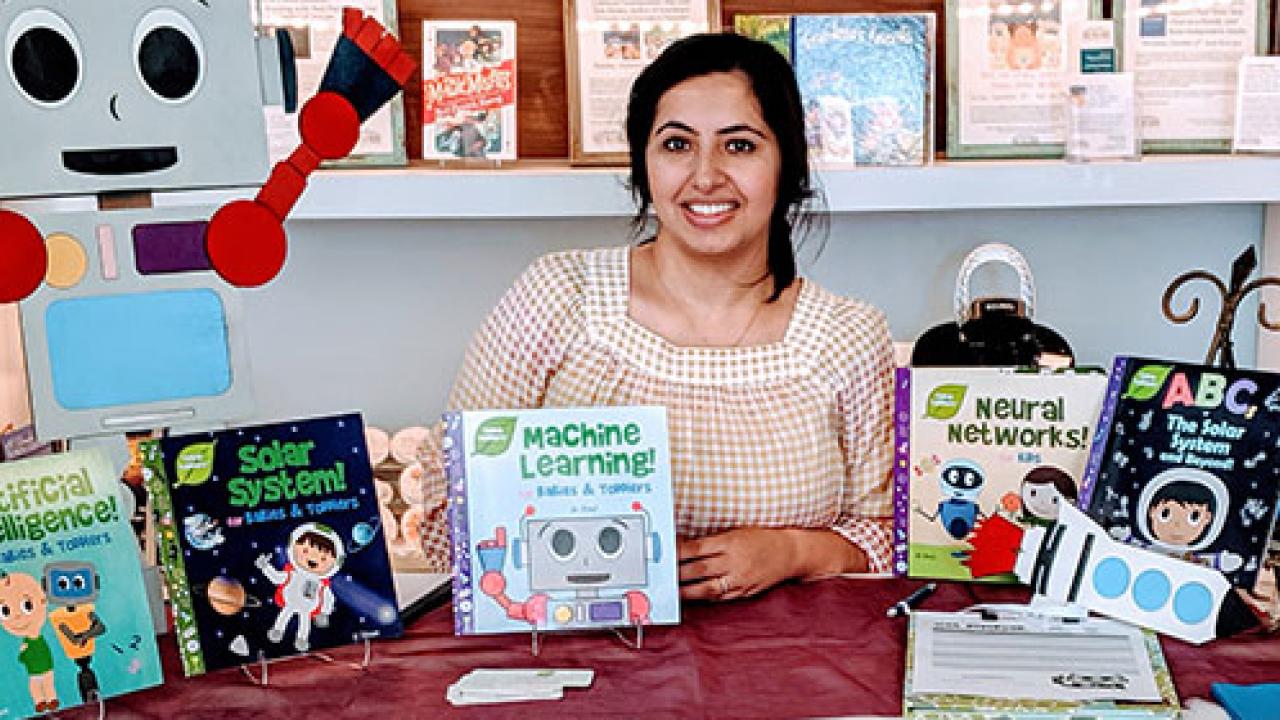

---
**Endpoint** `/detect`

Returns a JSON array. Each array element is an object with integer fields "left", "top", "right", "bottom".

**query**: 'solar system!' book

[
  {"left": 446, "top": 407, "right": 678, "bottom": 635},
  {"left": 894, "top": 368, "right": 1108, "bottom": 579},
  {"left": 143, "top": 412, "right": 402, "bottom": 675},
  {"left": 0, "top": 449, "right": 162, "bottom": 718},
  {"left": 1081, "top": 357, "right": 1280, "bottom": 589}
]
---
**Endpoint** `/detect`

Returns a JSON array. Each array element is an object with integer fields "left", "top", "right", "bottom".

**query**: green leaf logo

[
  {"left": 474, "top": 417, "right": 517, "bottom": 456},
  {"left": 174, "top": 442, "right": 216, "bottom": 486},
  {"left": 925, "top": 385, "right": 967, "bottom": 420},
  {"left": 1123, "top": 365, "right": 1172, "bottom": 401}
]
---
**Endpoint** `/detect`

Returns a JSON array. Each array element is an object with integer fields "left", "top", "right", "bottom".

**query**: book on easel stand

[{"left": 142, "top": 412, "right": 403, "bottom": 678}]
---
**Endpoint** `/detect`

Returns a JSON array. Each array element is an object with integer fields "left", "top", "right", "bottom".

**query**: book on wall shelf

[
  {"left": 445, "top": 406, "right": 679, "bottom": 635},
  {"left": 421, "top": 20, "right": 518, "bottom": 162},
  {"left": 735, "top": 13, "right": 936, "bottom": 167},
  {"left": 141, "top": 412, "right": 403, "bottom": 676},
  {"left": 1080, "top": 357, "right": 1280, "bottom": 590},
  {"left": 893, "top": 367, "right": 1108, "bottom": 579},
  {"left": 0, "top": 449, "right": 163, "bottom": 718}
]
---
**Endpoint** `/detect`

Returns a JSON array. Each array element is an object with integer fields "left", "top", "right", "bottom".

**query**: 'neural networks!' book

[
  {"left": 446, "top": 406, "right": 679, "bottom": 635},
  {"left": 143, "top": 412, "right": 402, "bottom": 676},
  {"left": 0, "top": 449, "right": 162, "bottom": 718}
]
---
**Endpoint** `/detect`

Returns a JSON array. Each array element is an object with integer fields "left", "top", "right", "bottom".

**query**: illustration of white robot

[
  {"left": 915, "top": 458, "right": 987, "bottom": 539},
  {"left": 44, "top": 561, "right": 107, "bottom": 703},
  {"left": 475, "top": 508, "right": 662, "bottom": 630},
  {"left": 0, "top": 2, "right": 413, "bottom": 446},
  {"left": 255, "top": 522, "right": 345, "bottom": 653}
]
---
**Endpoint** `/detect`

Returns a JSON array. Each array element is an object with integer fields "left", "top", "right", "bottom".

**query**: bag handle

[{"left": 954, "top": 242, "right": 1037, "bottom": 324}]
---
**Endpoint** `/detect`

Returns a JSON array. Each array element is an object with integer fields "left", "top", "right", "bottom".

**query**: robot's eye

[
  {"left": 597, "top": 526, "right": 623, "bottom": 558},
  {"left": 56, "top": 576, "right": 71, "bottom": 591},
  {"left": 6, "top": 9, "right": 81, "bottom": 107},
  {"left": 72, "top": 576, "right": 86, "bottom": 590},
  {"left": 550, "top": 528, "right": 576, "bottom": 559},
  {"left": 133, "top": 9, "right": 203, "bottom": 102}
]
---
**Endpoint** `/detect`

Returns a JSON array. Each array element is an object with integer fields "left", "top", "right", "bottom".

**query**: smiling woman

[{"left": 423, "top": 33, "right": 896, "bottom": 603}]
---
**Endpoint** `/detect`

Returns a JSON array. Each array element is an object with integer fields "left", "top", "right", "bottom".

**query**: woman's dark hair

[{"left": 625, "top": 32, "right": 818, "bottom": 302}]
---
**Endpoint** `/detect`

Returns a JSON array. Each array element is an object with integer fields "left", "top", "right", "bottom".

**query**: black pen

[{"left": 886, "top": 582, "right": 937, "bottom": 617}]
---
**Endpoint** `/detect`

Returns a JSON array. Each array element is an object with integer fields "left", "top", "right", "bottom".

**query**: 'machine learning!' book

[
  {"left": 1081, "top": 357, "right": 1280, "bottom": 589},
  {"left": 0, "top": 449, "right": 162, "bottom": 718},
  {"left": 894, "top": 367, "right": 1108, "bottom": 580},
  {"left": 143, "top": 412, "right": 402, "bottom": 675},
  {"left": 446, "top": 406, "right": 678, "bottom": 635}
]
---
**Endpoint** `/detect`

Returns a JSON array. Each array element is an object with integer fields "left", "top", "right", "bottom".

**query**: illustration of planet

[
  {"left": 351, "top": 518, "right": 381, "bottom": 552},
  {"left": 205, "top": 576, "right": 263, "bottom": 615}
]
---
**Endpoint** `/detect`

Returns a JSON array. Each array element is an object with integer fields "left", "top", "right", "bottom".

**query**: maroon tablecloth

[{"left": 80, "top": 577, "right": 1279, "bottom": 719}]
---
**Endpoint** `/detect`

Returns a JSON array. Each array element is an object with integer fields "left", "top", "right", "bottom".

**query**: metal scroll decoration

[{"left": 1162, "top": 246, "right": 1280, "bottom": 369}]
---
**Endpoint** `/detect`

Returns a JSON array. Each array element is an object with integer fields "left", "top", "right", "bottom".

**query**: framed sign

[
  {"left": 1117, "top": 0, "right": 1268, "bottom": 153},
  {"left": 256, "top": 0, "right": 408, "bottom": 166},
  {"left": 563, "top": 0, "right": 720, "bottom": 166},
  {"left": 946, "top": 0, "right": 1096, "bottom": 158}
]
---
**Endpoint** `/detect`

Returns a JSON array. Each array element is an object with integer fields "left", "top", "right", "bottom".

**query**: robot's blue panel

[{"left": 45, "top": 289, "right": 232, "bottom": 409}]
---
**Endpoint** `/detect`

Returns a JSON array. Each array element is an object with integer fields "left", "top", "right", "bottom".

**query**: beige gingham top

[{"left": 422, "top": 246, "right": 895, "bottom": 573}]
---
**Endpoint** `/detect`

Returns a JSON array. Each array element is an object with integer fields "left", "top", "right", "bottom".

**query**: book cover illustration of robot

[
  {"left": 893, "top": 367, "right": 1108, "bottom": 580},
  {"left": 0, "top": 448, "right": 162, "bottom": 718},
  {"left": 445, "top": 407, "right": 679, "bottom": 635},
  {"left": 142, "top": 412, "right": 402, "bottom": 676},
  {"left": 1080, "top": 357, "right": 1280, "bottom": 589}
]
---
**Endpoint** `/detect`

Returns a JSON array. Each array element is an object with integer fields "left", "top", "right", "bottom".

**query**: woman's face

[{"left": 645, "top": 71, "right": 780, "bottom": 260}]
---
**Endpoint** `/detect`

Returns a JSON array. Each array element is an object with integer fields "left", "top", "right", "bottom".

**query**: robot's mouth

[
  {"left": 62, "top": 147, "right": 178, "bottom": 175},
  {"left": 566, "top": 573, "right": 611, "bottom": 584}
]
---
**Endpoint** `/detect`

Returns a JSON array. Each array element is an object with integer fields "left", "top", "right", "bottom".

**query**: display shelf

[{"left": 286, "top": 155, "right": 1280, "bottom": 221}]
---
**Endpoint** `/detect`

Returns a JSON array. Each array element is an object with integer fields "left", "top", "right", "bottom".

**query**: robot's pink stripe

[{"left": 97, "top": 225, "right": 117, "bottom": 280}]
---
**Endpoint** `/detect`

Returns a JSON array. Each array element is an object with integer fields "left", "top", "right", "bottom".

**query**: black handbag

[{"left": 911, "top": 243, "right": 1074, "bottom": 368}]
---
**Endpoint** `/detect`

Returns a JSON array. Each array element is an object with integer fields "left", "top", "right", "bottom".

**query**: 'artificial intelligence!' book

[
  {"left": 1081, "top": 357, "right": 1280, "bottom": 589},
  {"left": 143, "top": 412, "right": 402, "bottom": 675},
  {"left": 0, "top": 449, "right": 162, "bottom": 718},
  {"left": 446, "top": 406, "right": 679, "bottom": 635}
]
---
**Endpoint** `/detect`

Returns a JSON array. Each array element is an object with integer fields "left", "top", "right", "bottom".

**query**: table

[{"left": 89, "top": 577, "right": 1280, "bottom": 719}]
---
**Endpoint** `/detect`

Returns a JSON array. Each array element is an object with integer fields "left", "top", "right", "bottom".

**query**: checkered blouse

[{"left": 419, "top": 246, "right": 895, "bottom": 573}]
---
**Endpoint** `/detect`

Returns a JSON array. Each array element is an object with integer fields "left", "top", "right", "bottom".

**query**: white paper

[
  {"left": 256, "top": 0, "right": 399, "bottom": 163},
  {"left": 909, "top": 611, "right": 1162, "bottom": 702},
  {"left": 1233, "top": 56, "right": 1280, "bottom": 151},
  {"left": 1066, "top": 72, "right": 1139, "bottom": 161},
  {"left": 955, "top": 0, "right": 1091, "bottom": 148},
  {"left": 1122, "top": 0, "right": 1259, "bottom": 143},
  {"left": 571, "top": 0, "right": 714, "bottom": 156}
]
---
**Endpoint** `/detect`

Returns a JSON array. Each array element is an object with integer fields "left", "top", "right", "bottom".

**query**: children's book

[
  {"left": 791, "top": 14, "right": 935, "bottom": 166},
  {"left": 1080, "top": 357, "right": 1280, "bottom": 589},
  {"left": 421, "top": 20, "right": 517, "bottom": 161},
  {"left": 445, "top": 406, "right": 678, "bottom": 635},
  {"left": 894, "top": 367, "right": 1108, "bottom": 580},
  {"left": 142, "top": 412, "right": 402, "bottom": 676},
  {"left": 0, "top": 449, "right": 162, "bottom": 718}
]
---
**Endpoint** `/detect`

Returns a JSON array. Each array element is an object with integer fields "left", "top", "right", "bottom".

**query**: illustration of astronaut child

[
  {"left": 45, "top": 561, "right": 107, "bottom": 703},
  {"left": 476, "top": 508, "right": 661, "bottom": 630},
  {"left": 1133, "top": 467, "right": 1242, "bottom": 573},
  {"left": 256, "top": 522, "right": 345, "bottom": 652},
  {"left": 915, "top": 459, "right": 987, "bottom": 539},
  {"left": 0, "top": 571, "right": 59, "bottom": 713}
]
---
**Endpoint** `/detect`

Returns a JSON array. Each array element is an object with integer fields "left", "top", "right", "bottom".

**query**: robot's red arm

[
  {"left": 206, "top": 8, "right": 416, "bottom": 288},
  {"left": 0, "top": 210, "right": 47, "bottom": 303}
]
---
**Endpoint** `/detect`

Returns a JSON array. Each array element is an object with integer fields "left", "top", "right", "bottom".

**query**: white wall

[{"left": 234, "top": 203, "right": 1265, "bottom": 431}]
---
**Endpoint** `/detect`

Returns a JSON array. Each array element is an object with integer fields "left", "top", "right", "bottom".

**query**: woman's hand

[{"left": 677, "top": 527, "right": 868, "bottom": 601}]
